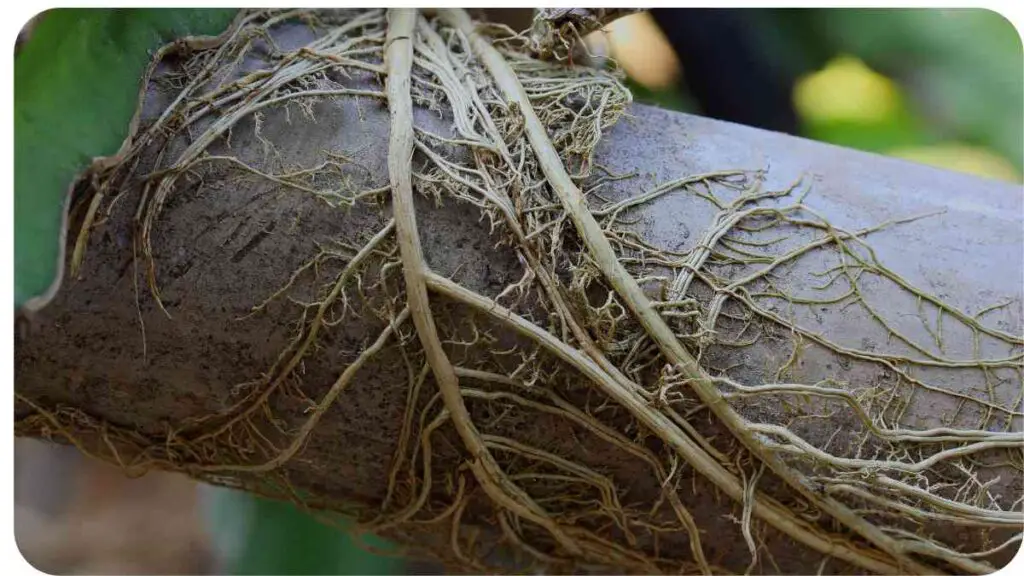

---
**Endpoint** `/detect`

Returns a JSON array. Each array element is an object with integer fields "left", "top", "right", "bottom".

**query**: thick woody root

[{"left": 16, "top": 7, "right": 1023, "bottom": 575}]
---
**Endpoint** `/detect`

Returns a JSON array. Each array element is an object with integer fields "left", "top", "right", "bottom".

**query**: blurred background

[
  {"left": 15, "top": 7, "right": 1022, "bottom": 575},
  {"left": 605, "top": 8, "right": 1022, "bottom": 182}
]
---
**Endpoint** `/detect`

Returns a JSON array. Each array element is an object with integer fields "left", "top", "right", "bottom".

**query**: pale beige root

[
  {"left": 383, "top": 8, "right": 584, "bottom": 557},
  {"left": 437, "top": 8, "right": 935, "bottom": 574}
]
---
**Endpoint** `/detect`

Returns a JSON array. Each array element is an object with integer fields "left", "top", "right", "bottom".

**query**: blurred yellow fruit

[
  {"left": 794, "top": 55, "right": 900, "bottom": 124},
  {"left": 889, "top": 143, "right": 1021, "bottom": 183},
  {"left": 587, "top": 12, "right": 680, "bottom": 90}
]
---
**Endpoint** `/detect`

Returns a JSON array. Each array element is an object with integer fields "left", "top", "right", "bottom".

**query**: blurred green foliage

[
  {"left": 633, "top": 9, "right": 1023, "bottom": 175},
  {"left": 15, "top": 9, "right": 237, "bottom": 309},
  {"left": 796, "top": 9, "right": 1021, "bottom": 169},
  {"left": 204, "top": 487, "right": 405, "bottom": 575}
]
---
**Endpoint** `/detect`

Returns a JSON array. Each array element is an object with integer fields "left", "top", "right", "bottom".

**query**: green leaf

[
  {"left": 15, "top": 8, "right": 237, "bottom": 310},
  {"left": 785, "top": 9, "right": 1023, "bottom": 170},
  {"left": 203, "top": 486, "right": 405, "bottom": 575}
]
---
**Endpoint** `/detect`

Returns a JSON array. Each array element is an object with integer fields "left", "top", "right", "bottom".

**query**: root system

[{"left": 16, "top": 8, "right": 1023, "bottom": 575}]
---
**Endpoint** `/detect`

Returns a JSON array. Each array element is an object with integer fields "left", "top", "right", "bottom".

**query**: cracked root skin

[{"left": 15, "top": 8, "right": 1024, "bottom": 575}]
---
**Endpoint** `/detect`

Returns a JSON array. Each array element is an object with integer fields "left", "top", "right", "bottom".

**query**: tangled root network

[{"left": 19, "top": 9, "right": 1023, "bottom": 575}]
